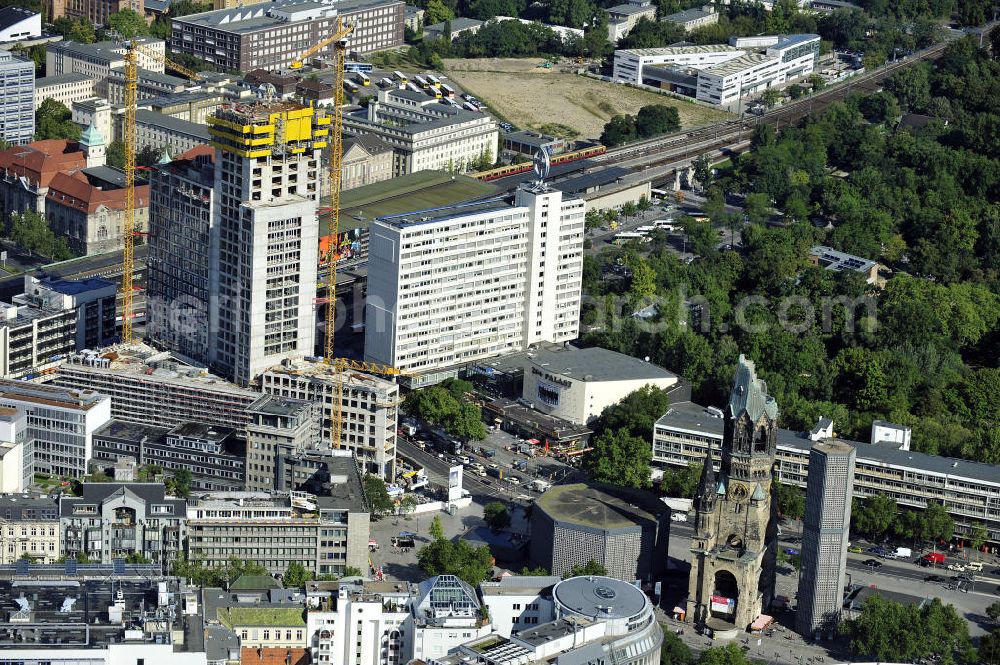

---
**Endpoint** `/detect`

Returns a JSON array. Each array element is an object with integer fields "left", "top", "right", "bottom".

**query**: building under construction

[
  {"left": 49, "top": 345, "right": 401, "bottom": 480},
  {"left": 260, "top": 360, "right": 399, "bottom": 479},
  {"left": 52, "top": 344, "right": 260, "bottom": 432},
  {"left": 179, "top": 99, "right": 329, "bottom": 387}
]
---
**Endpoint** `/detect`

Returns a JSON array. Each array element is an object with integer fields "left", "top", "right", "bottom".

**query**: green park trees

[
  {"left": 841, "top": 596, "right": 975, "bottom": 664},
  {"left": 562, "top": 559, "right": 606, "bottom": 579},
  {"left": 483, "top": 502, "right": 511, "bottom": 531},
  {"left": 600, "top": 105, "right": 681, "bottom": 147},
  {"left": 363, "top": 474, "right": 395, "bottom": 518},
  {"left": 405, "top": 379, "right": 486, "bottom": 441},
  {"left": 583, "top": 429, "right": 652, "bottom": 489},
  {"left": 35, "top": 99, "right": 81, "bottom": 142},
  {"left": 417, "top": 518, "right": 494, "bottom": 585},
  {"left": 9, "top": 211, "right": 73, "bottom": 260}
]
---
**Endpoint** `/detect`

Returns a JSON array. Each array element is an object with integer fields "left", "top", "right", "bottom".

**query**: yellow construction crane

[
  {"left": 119, "top": 38, "right": 204, "bottom": 344},
  {"left": 296, "top": 22, "right": 413, "bottom": 456}
]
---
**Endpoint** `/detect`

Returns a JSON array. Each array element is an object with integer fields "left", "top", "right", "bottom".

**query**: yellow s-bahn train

[{"left": 471, "top": 145, "right": 608, "bottom": 182}]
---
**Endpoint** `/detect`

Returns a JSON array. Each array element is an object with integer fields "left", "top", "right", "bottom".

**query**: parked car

[
  {"left": 863, "top": 559, "right": 883, "bottom": 568},
  {"left": 947, "top": 563, "right": 967, "bottom": 572},
  {"left": 924, "top": 575, "right": 945, "bottom": 583},
  {"left": 506, "top": 476, "right": 522, "bottom": 486},
  {"left": 847, "top": 545, "right": 863, "bottom": 554}
]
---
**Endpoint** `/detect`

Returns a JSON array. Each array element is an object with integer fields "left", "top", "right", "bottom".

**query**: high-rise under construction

[{"left": 202, "top": 99, "right": 329, "bottom": 386}]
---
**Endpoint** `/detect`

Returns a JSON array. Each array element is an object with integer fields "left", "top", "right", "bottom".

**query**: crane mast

[
  {"left": 121, "top": 45, "right": 137, "bottom": 344},
  {"left": 119, "top": 38, "right": 203, "bottom": 345}
]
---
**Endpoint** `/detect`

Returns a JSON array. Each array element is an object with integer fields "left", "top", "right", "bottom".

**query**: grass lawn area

[
  {"left": 323, "top": 171, "right": 499, "bottom": 235},
  {"left": 443, "top": 58, "right": 732, "bottom": 140}
]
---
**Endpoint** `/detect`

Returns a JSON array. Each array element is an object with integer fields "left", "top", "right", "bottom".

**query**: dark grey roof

[
  {"left": 0, "top": 578, "right": 187, "bottom": 649},
  {"left": 424, "top": 17, "right": 483, "bottom": 34},
  {"left": 343, "top": 133, "right": 392, "bottom": 156},
  {"left": 552, "top": 166, "right": 631, "bottom": 195},
  {"left": 168, "top": 421, "right": 234, "bottom": 442},
  {"left": 607, "top": 2, "right": 655, "bottom": 15},
  {"left": 82, "top": 165, "right": 127, "bottom": 189},
  {"left": 35, "top": 72, "right": 94, "bottom": 88},
  {"left": 655, "top": 400, "right": 1000, "bottom": 486},
  {"left": 175, "top": 0, "right": 402, "bottom": 34},
  {"left": 526, "top": 345, "right": 676, "bottom": 383},
  {"left": 552, "top": 576, "right": 648, "bottom": 620},
  {"left": 60, "top": 482, "right": 186, "bottom": 513},
  {"left": 0, "top": 495, "right": 59, "bottom": 521},
  {"left": 94, "top": 419, "right": 170, "bottom": 443},
  {"left": 663, "top": 7, "right": 714, "bottom": 23},
  {"left": 535, "top": 483, "right": 663, "bottom": 530},
  {"left": 0, "top": 6, "right": 38, "bottom": 31},
  {"left": 135, "top": 110, "right": 211, "bottom": 139},
  {"left": 727, "top": 354, "right": 778, "bottom": 421},
  {"left": 504, "top": 130, "right": 561, "bottom": 148}
]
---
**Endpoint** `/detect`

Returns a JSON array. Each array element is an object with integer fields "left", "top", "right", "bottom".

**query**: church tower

[
  {"left": 686, "top": 354, "right": 779, "bottom": 634},
  {"left": 80, "top": 122, "right": 106, "bottom": 168}
]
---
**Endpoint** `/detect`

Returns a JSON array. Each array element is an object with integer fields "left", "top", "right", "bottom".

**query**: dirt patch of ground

[{"left": 442, "top": 61, "right": 732, "bottom": 139}]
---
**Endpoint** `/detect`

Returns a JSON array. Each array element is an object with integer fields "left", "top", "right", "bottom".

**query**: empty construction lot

[{"left": 443, "top": 58, "right": 731, "bottom": 139}]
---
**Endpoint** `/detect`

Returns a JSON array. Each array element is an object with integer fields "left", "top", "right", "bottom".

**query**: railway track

[{"left": 591, "top": 37, "right": 959, "bottom": 170}]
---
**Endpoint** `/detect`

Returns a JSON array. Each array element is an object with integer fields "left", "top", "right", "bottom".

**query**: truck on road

[
  {"left": 487, "top": 467, "right": 504, "bottom": 480},
  {"left": 894, "top": 547, "right": 912, "bottom": 559},
  {"left": 529, "top": 479, "right": 551, "bottom": 492},
  {"left": 920, "top": 552, "right": 945, "bottom": 566}
]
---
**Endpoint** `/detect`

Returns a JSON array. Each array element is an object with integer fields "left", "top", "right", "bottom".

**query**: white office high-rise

[{"left": 364, "top": 182, "right": 584, "bottom": 379}]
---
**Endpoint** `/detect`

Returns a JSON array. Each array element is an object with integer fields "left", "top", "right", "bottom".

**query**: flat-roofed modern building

[
  {"left": 186, "top": 484, "right": 369, "bottom": 577},
  {"left": 33, "top": 72, "right": 96, "bottom": 111},
  {"left": 439, "top": 576, "right": 662, "bottom": 665},
  {"left": 0, "top": 379, "right": 111, "bottom": 478},
  {"left": 52, "top": 344, "right": 261, "bottom": 432},
  {"left": 653, "top": 400, "right": 1000, "bottom": 544},
  {"left": 365, "top": 182, "right": 584, "bottom": 384},
  {"left": 261, "top": 361, "right": 399, "bottom": 479},
  {"left": 244, "top": 394, "right": 320, "bottom": 491},
  {"left": 0, "top": 49, "right": 34, "bottom": 145},
  {"left": 0, "top": 301, "right": 76, "bottom": 379},
  {"left": 519, "top": 345, "right": 677, "bottom": 425},
  {"left": 16, "top": 276, "right": 118, "bottom": 351},
  {"left": 797, "top": 439, "right": 855, "bottom": 637},
  {"left": 91, "top": 419, "right": 247, "bottom": 492},
  {"left": 170, "top": 0, "right": 404, "bottom": 72},
  {"left": 613, "top": 34, "right": 820, "bottom": 106}
]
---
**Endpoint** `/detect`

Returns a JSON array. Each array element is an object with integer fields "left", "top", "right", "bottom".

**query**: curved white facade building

[{"left": 551, "top": 576, "right": 662, "bottom": 665}]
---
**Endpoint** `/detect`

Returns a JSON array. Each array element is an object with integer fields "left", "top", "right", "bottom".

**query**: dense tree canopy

[
  {"left": 601, "top": 105, "right": 681, "bottom": 146},
  {"left": 405, "top": 379, "right": 487, "bottom": 440},
  {"left": 582, "top": 40, "right": 1000, "bottom": 468},
  {"left": 841, "top": 596, "right": 976, "bottom": 664},
  {"left": 417, "top": 533, "right": 494, "bottom": 585},
  {"left": 35, "top": 99, "right": 81, "bottom": 142},
  {"left": 584, "top": 429, "right": 652, "bottom": 488}
]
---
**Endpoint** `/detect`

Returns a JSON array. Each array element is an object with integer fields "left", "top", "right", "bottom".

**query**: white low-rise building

[
  {"left": 33, "top": 73, "right": 97, "bottom": 111},
  {"left": 518, "top": 345, "right": 677, "bottom": 424},
  {"left": 613, "top": 34, "right": 820, "bottom": 106},
  {"left": 306, "top": 580, "right": 414, "bottom": 665},
  {"left": 479, "top": 575, "right": 560, "bottom": 637},
  {"left": 0, "top": 7, "right": 41, "bottom": 43}
]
